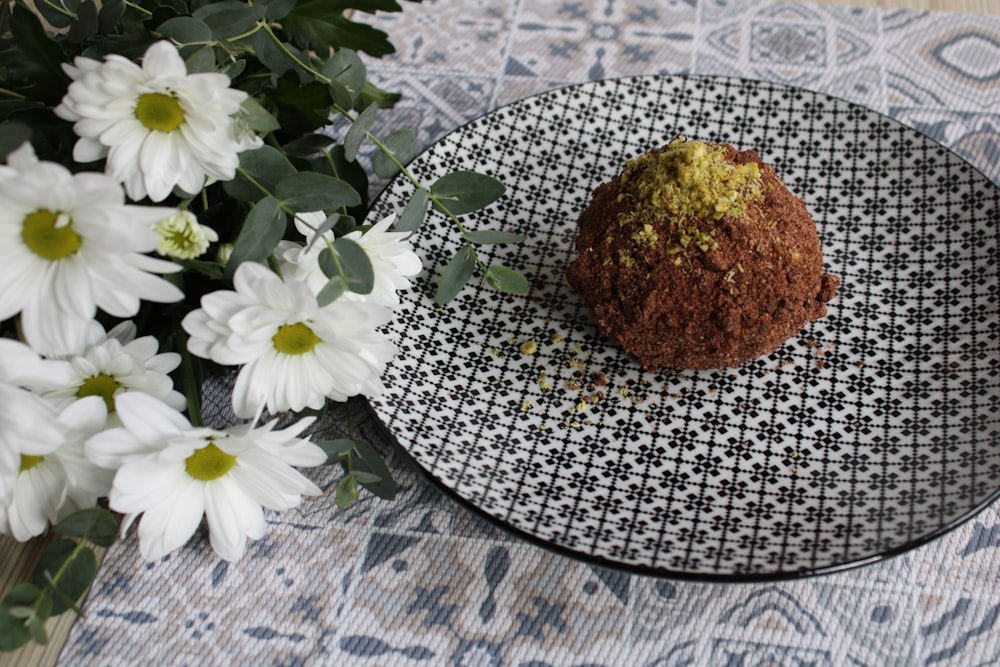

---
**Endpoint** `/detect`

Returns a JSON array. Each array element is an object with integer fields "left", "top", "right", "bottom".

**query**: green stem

[
  {"left": 173, "top": 319, "right": 204, "bottom": 427},
  {"left": 123, "top": 0, "right": 153, "bottom": 16},
  {"left": 38, "top": 0, "right": 76, "bottom": 19},
  {"left": 262, "top": 24, "right": 330, "bottom": 82},
  {"left": 31, "top": 541, "right": 91, "bottom": 620}
]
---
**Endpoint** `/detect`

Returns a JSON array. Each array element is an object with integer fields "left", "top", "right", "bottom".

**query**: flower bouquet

[{"left": 0, "top": 0, "right": 526, "bottom": 650}]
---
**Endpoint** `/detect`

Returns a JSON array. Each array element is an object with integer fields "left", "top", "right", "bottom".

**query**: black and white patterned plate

[{"left": 365, "top": 75, "right": 1000, "bottom": 580}]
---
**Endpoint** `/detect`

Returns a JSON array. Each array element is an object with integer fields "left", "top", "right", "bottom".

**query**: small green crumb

[{"left": 519, "top": 340, "right": 537, "bottom": 355}]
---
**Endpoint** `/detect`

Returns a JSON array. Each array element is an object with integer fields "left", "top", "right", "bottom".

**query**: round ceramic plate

[{"left": 364, "top": 75, "right": 1000, "bottom": 580}]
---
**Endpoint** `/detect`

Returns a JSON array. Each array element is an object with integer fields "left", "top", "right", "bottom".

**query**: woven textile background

[{"left": 61, "top": 1, "right": 1000, "bottom": 665}]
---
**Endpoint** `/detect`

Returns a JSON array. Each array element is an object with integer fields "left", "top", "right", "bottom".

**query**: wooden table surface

[{"left": 2, "top": 0, "right": 997, "bottom": 665}]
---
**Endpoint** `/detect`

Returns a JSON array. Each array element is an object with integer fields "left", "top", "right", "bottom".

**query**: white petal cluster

[
  {"left": 0, "top": 340, "right": 112, "bottom": 541},
  {"left": 87, "top": 393, "right": 326, "bottom": 561},
  {"left": 55, "top": 41, "right": 263, "bottom": 202},
  {"left": 41, "top": 320, "right": 186, "bottom": 425},
  {"left": 182, "top": 261, "right": 397, "bottom": 418},
  {"left": 0, "top": 143, "right": 183, "bottom": 356},
  {"left": 276, "top": 211, "right": 422, "bottom": 307}
]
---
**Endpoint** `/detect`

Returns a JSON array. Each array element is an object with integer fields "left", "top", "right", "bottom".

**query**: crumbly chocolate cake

[{"left": 565, "top": 137, "right": 838, "bottom": 370}]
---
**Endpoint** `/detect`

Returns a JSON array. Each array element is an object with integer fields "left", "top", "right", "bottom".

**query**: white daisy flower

[
  {"left": 154, "top": 209, "right": 219, "bottom": 259},
  {"left": 41, "top": 320, "right": 185, "bottom": 425},
  {"left": 0, "top": 143, "right": 183, "bottom": 356},
  {"left": 1, "top": 396, "right": 111, "bottom": 541},
  {"left": 86, "top": 392, "right": 326, "bottom": 561},
  {"left": 182, "top": 261, "right": 396, "bottom": 418},
  {"left": 54, "top": 40, "right": 263, "bottom": 202},
  {"left": 0, "top": 339, "right": 72, "bottom": 499},
  {"left": 276, "top": 212, "right": 422, "bottom": 307}
]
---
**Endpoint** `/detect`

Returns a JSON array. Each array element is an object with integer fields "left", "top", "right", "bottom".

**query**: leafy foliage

[{"left": 0, "top": 0, "right": 529, "bottom": 650}]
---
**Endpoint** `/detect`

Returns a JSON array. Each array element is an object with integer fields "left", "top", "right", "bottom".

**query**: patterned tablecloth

[{"left": 61, "top": 1, "right": 1000, "bottom": 665}]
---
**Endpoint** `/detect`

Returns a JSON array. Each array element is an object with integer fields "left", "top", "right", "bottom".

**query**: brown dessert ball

[{"left": 565, "top": 137, "right": 838, "bottom": 370}]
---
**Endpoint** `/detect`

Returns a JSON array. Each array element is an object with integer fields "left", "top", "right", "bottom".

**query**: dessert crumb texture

[{"left": 566, "top": 137, "right": 839, "bottom": 370}]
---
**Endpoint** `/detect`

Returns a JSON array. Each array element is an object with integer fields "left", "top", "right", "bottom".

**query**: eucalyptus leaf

[
  {"left": 349, "top": 438, "right": 396, "bottom": 500},
  {"left": 282, "top": 133, "right": 335, "bottom": 158},
  {"left": 430, "top": 170, "right": 506, "bottom": 216},
  {"left": 351, "top": 470, "right": 382, "bottom": 484},
  {"left": 156, "top": 16, "right": 212, "bottom": 46},
  {"left": 333, "top": 237, "right": 373, "bottom": 294},
  {"left": 35, "top": 0, "right": 79, "bottom": 28},
  {"left": 0, "top": 583, "right": 39, "bottom": 651},
  {"left": 327, "top": 80, "right": 354, "bottom": 113},
  {"left": 371, "top": 128, "right": 417, "bottom": 179},
  {"left": 316, "top": 275, "right": 347, "bottom": 306},
  {"left": 251, "top": 29, "right": 310, "bottom": 80},
  {"left": 97, "top": 0, "right": 125, "bottom": 32},
  {"left": 343, "top": 103, "right": 376, "bottom": 162},
  {"left": 323, "top": 48, "right": 366, "bottom": 101},
  {"left": 54, "top": 508, "right": 119, "bottom": 548},
  {"left": 484, "top": 265, "right": 530, "bottom": 295},
  {"left": 309, "top": 146, "right": 369, "bottom": 215},
  {"left": 66, "top": 0, "right": 98, "bottom": 43},
  {"left": 463, "top": 230, "right": 525, "bottom": 245},
  {"left": 32, "top": 539, "right": 97, "bottom": 615},
  {"left": 335, "top": 474, "right": 358, "bottom": 509},
  {"left": 263, "top": 0, "right": 298, "bottom": 20},
  {"left": 436, "top": 245, "right": 477, "bottom": 305},
  {"left": 224, "top": 146, "right": 297, "bottom": 201},
  {"left": 184, "top": 45, "right": 217, "bottom": 73},
  {"left": 199, "top": 3, "right": 265, "bottom": 40},
  {"left": 240, "top": 97, "right": 280, "bottom": 134},
  {"left": 395, "top": 188, "right": 428, "bottom": 233},
  {"left": 224, "top": 197, "right": 285, "bottom": 278},
  {"left": 274, "top": 172, "right": 361, "bottom": 212},
  {"left": 316, "top": 438, "right": 357, "bottom": 463}
]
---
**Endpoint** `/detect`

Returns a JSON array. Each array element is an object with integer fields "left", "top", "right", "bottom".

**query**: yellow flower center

[
  {"left": 185, "top": 443, "right": 236, "bottom": 481},
  {"left": 22, "top": 209, "right": 82, "bottom": 260},
  {"left": 20, "top": 455, "right": 44, "bottom": 472},
  {"left": 135, "top": 92, "right": 185, "bottom": 132},
  {"left": 76, "top": 373, "right": 122, "bottom": 413},
  {"left": 272, "top": 322, "right": 321, "bottom": 355}
]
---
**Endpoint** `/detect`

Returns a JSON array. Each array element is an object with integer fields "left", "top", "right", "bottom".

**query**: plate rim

[{"left": 364, "top": 73, "right": 1000, "bottom": 581}]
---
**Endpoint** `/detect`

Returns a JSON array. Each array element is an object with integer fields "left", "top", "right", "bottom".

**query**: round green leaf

[
  {"left": 156, "top": 16, "right": 212, "bottom": 45},
  {"left": 239, "top": 97, "right": 280, "bottom": 134},
  {"left": 372, "top": 128, "right": 418, "bottom": 179},
  {"left": 349, "top": 438, "right": 396, "bottom": 500},
  {"left": 32, "top": 539, "right": 97, "bottom": 615},
  {"left": 484, "top": 264, "right": 530, "bottom": 295},
  {"left": 316, "top": 438, "right": 356, "bottom": 463},
  {"left": 225, "top": 146, "right": 297, "bottom": 201},
  {"left": 274, "top": 172, "right": 361, "bottom": 212},
  {"left": 335, "top": 474, "right": 358, "bottom": 509},
  {"left": 343, "top": 103, "right": 377, "bottom": 162},
  {"left": 322, "top": 48, "right": 366, "bottom": 101},
  {"left": 394, "top": 188, "right": 428, "bottom": 233},
  {"left": 54, "top": 508, "right": 119, "bottom": 548},
  {"left": 436, "top": 245, "right": 477, "bottom": 305},
  {"left": 430, "top": 170, "right": 506, "bottom": 216},
  {"left": 333, "top": 237, "right": 374, "bottom": 294},
  {"left": 282, "top": 133, "right": 335, "bottom": 158},
  {"left": 225, "top": 197, "right": 285, "bottom": 278},
  {"left": 0, "top": 583, "right": 40, "bottom": 651},
  {"left": 316, "top": 275, "right": 347, "bottom": 306}
]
